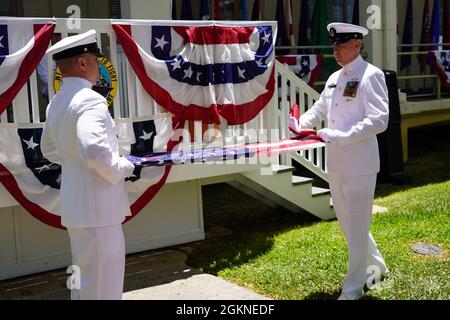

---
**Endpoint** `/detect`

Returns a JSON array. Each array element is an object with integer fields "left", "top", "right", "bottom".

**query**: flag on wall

[
  {"left": 419, "top": 0, "right": 431, "bottom": 73},
  {"left": 214, "top": 0, "right": 222, "bottom": 20},
  {"left": 172, "top": 0, "right": 177, "bottom": 20},
  {"left": 112, "top": 21, "right": 277, "bottom": 125},
  {"left": 0, "top": 18, "right": 55, "bottom": 115},
  {"left": 444, "top": 0, "right": 450, "bottom": 50},
  {"left": 310, "top": 0, "right": 328, "bottom": 49},
  {"left": 431, "top": 50, "right": 450, "bottom": 90},
  {"left": 276, "top": 54, "right": 323, "bottom": 85},
  {"left": 352, "top": 0, "right": 360, "bottom": 25},
  {"left": 181, "top": 0, "right": 193, "bottom": 20},
  {"left": 298, "top": 0, "right": 310, "bottom": 54},
  {"left": 310, "top": 0, "right": 333, "bottom": 71},
  {"left": 400, "top": 0, "right": 413, "bottom": 70},
  {"left": 0, "top": 115, "right": 180, "bottom": 229},
  {"left": 240, "top": 0, "right": 248, "bottom": 20},
  {"left": 430, "top": 0, "right": 440, "bottom": 48},
  {"left": 200, "top": 0, "right": 210, "bottom": 20},
  {"left": 429, "top": 0, "right": 441, "bottom": 70},
  {"left": 285, "top": 0, "right": 295, "bottom": 47},
  {"left": 275, "top": 0, "right": 289, "bottom": 54},
  {"left": 251, "top": 0, "right": 261, "bottom": 20}
]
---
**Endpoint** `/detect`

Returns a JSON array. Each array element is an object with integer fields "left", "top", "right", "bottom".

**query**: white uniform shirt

[
  {"left": 300, "top": 55, "right": 389, "bottom": 174},
  {"left": 41, "top": 77, "right": 134, "bottom": 228}
]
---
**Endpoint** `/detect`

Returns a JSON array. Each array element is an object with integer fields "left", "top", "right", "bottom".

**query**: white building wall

[
  {"left": 0, "top": 180, "right": 205, "bottom": 281},
  {"left": 120, "top": 0, "right": 171, "bottom": 19}
]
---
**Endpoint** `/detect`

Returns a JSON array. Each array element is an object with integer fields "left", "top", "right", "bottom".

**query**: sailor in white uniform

[
  {"left": 41, "top": 30, "right": 135, "bottom": 300},
  {"left": 299, "top": 23, "right": 390, "bottom": 300}
]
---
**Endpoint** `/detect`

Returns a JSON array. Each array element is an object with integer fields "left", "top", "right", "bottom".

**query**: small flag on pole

[
  {"left": 298, "top": 0, "right": 310, "bottom": 54},
  {"left": 352, "top": 0, "right": 360, "bottom": 25},
  {"left": 200, "top": 0, "right": 210, "bottom": 20},
  {"left": 444, "top": 0, "right": 450, "bottom": 50},
  {"left": 251, "top": 0, "right": 261, "bottom": 20},
  {"left": 400, "top": 0, "right": 413, "bottom": 71},
  {"left": 285, "top": 0, "right": 295, "bottom": 47},
  {"left": 418, "top": 0, "right": 431, "bottom": 73},
  {"left": 172, "top": 0, "right": 177, "bottom": 19},
  {"left": 240, "top": 0, "right": 248, "bottom": 20},
  {"left": 181, "top": 0, "right": 193, "bottom": 20},
  {"left": 275, "top": 0, "right": 289, "bottom": 54},
  {"left": 310, "top": 0, "right": 333, "bottom": 71},
  {"left": 214, "top": 0, "right": 222, "bottom": 20},
  {"left": 429, "top": 0, "right": 440, "bottom": 70}
]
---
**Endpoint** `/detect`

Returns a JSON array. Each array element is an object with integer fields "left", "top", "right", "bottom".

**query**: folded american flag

[
  {"left": 126, "top": 146, "right": 253, "bottom": 166},
  {"left": 126, "top": 134, "right": 323, "bottom": 167}
]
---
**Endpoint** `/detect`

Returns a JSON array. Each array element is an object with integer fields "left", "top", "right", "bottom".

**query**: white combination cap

[
  {"left": 46, "top": 29, "right": 103, "bottom": 60},
  {"left": 326, "top": 22, "right": 369, "bottom": 46}
]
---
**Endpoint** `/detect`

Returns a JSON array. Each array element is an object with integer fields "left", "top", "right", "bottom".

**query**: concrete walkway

[
  {"left": 0, "top": 244, "right": 269, "bottom": 300},
  {"left": 123, "top": 248, "right": 269, "bottom": 300}
]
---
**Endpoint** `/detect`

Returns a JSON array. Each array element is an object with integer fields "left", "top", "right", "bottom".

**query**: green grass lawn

[{"left": 187, "top": 124, "right": 450, "bottom": 300}]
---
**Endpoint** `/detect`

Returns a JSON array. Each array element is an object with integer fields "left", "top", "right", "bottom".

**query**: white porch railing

[
  {"left": 1, "top": 18, "right": 327, "bottom": 182},
  {"left": 275, "top": 60, "right": 328, "bottom": 182}
]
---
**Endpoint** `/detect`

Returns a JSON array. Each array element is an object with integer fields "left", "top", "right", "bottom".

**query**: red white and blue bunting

[
  {"left": 431, "top": 50, "right": 450, "bottom": 90},
  {"left": 276, "top": 54, "right": 323, "bottom": 86},
  {"left": 0, "top": 18, "right": 55, "bottom": 114},
  {"left": 112, "top": 20, "right": 277, "bottom": 125}
]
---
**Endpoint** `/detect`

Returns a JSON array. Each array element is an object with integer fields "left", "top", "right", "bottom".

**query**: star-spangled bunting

[
  {"left": 0, "top": 115, "right": 179, "bottom": 230},
  {"left": 431, "top": 50, "right": 450, "bottom": 90},
  {"left": 275, "top": 54, "right": 323, "bottom": 85},
  {"left": 112, "top": 20, "right": 277, "bottom": 125}
]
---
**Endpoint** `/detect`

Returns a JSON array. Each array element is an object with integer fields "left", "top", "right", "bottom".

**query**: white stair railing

[{"left": 275, "top": 60, "right": 329, "bottom": 182}]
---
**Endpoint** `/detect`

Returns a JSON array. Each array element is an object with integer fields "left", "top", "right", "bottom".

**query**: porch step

[
  {"left": 312, "top": 186, "right": 330, "bottom": 197},
  {"left": 292, "top": 176, "right": 314, "bottom": 186},
  {"left": 271, "top": 165, "right": 295, "bottom": 174},
  {"left": 233, "top": 165, "right": 335, "bottom": 220}
]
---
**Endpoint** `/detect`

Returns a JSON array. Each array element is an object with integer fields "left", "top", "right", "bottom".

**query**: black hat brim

[
  {"left": 328, "top": 33, "right": 363, "bottom": 46},
  {"left": 53, "top": 42, "right": 104, "bottom": 60}
]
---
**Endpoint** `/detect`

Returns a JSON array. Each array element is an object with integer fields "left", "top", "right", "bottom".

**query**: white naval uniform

[
  {"left": 41, "top": 77, "right": 135, "bottom": 299},
  {"left": 300, "top": 55, "right": 389, "bottom": 296}
]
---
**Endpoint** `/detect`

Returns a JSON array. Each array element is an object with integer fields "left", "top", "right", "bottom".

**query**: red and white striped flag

[{"left": 0, "top": 18, "right": 55, "bottom": 115}]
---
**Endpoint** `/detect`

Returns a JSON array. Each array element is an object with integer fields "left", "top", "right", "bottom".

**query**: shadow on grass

[
  {"left": 187, "top": 183, "right": 322, "bottom": 274},
  {"left": 303, "top": 291, "right": 342, "bottom": 300},
  {"left": 303, "top": 290, "right": 382, "bottom": 300},
  {"left": 375, "top": 123, "right": 450, "bottom": 199},
  {"left": 303, "top": 291, "right": 341, "bottom": 300}
]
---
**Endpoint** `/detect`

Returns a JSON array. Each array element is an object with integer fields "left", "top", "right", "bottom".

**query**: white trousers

[
  {"left": 67, "top": 224, "right": 125, "bottom": 300},
  {"left": 328, "top": 173, "right": 386, "bottom": 295}
]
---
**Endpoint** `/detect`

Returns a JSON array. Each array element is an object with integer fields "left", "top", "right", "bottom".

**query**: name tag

[{"left": 343, "top": 80, "right": 359, "bottom": 97}]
